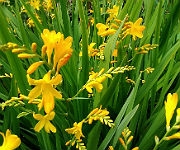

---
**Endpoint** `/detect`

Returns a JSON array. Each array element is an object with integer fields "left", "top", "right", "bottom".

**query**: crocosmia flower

[
  {"left": 33, "top": 111, "right": 56, "bottom": 133},
  {"left": 27, "top": 71, "right": 62, "bottom": 113},
  {"left": 123, "top": 18, "right": 145, "bottom": 40}
]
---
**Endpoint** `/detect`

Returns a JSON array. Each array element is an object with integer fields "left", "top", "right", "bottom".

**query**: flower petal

[
  {"left": 28, "top": 85, "right": 41, "bottom": 100},
  {"left": 34, "top": 119, "right": 45, "bottom": 132}
]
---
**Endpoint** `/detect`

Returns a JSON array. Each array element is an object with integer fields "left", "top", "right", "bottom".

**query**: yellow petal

[
  {"left": 48, "top": 86, "right": 62, "bottom": 99},
  {"left": 44, "top": 121, "right": 56, "bottom": 133},
  {"left": 34, "top": 119, "right": 46, "bottom": 132},
  {"left": 28, "top": 85, "right": 41, "bottom": 100},
  {"left": 49, "top": 74, "right": 62, "bottom": 85},
  {"left": 33, "top": 113, "right": 43, "bottom": 120},
  {"left": 42, "top": 92, "right": 54, "bottom": 114},
  {"left": 46, "top": 111, "right": 55, "bottom": 120}
]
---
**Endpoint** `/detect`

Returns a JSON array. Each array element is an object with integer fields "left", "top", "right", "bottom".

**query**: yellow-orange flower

[
  {"left": 65, "top": 120, "right": 85, "bottom": 140},
  {"left": 27, "top": 71, "right": 62, "bottom": 113},
  {"left": 0, "top": 129, "right": 21, "bottom": 150},
  {"left": 33, "top": 111, "right": 56, "bottom": 133},
  {"left": 41, "top": 29, "right": 62, "bottom": 64},
  {"left": 96, "top": 23, "right": 116, "bottom": 37},
  {"left": 123, "top": 18, "right": 145, "bottom": 40},
  {"left": 165, "top": 93, "right": 178, "bottom": 130}
]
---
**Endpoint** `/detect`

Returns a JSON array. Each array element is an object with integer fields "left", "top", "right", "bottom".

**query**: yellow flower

[
  {"left": 29, "top": 0, "right": 41, "bottom": 10},
  {"left": 0, "top": 129, "right": 21, "bottom": 150},
  {"left": 122, "top": 18, "right": 145, "bottom": 40},
  {"left": 106, "top": 5, "right": 119, "bottom": 22},
  {"left": 27, "top": 71, "right": 62, "bottom": 113},
  {"left": 165, "top": 93, "right": 178, "bottom": 130},
  {"left": 84, "top": 69, "right": 111, "bottom": 93},
  {"left": 79, "top": 43, "right": 98, "bottom": 57},
  {"left": 96, "top": 23, "right": 116, "bottom": 37},
  {"left": 65, "top": 120, "right": 85, "bottom": 140},
  {"left": 107, "top": 5, "right": 119, "bottom": 17},
  {"left": 53, "top": 35, "right": 73, "bottom": 73},
  {"left": 33, "top": 111, "right": 56, "bottom": 133},
  {"left": 43, "top": 0, "right": 53, "bottom": 11},
  {"left": 41, "top": 29, "right": 62, "bottom": 64}
]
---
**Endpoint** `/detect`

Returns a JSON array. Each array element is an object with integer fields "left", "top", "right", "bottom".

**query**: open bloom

[
  {"left": 0, "top": 129, "right": 21, "bottom": 150},
  {"left": 33, "top": 111, "right": 56, "bottom": 133},
  {"left": 65, "top": 120, "right": 85, "bottom": 140},
  {"left": 122, "top": 18, "right": 145, "bottom": 40},
  {"left": 27, "top": 71, "right": 62, "bottom": 113},
  {"left": 96, "top": 23, "right": 116, "bottom": 37},
  {"left": 165, "top": 93, "right": 178, "bottom": 130}
]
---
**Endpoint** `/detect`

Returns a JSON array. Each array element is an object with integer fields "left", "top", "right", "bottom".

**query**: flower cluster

[
  {"left": 65, "top": 106, "right": 114, "bottom": 149},
  {"left": 3, "top": 29, "right": 73, "bottom": 133},
  {"left": 95, "top": 5, "right": 145, "bottom": 40},
  {"left": 119, "top": 127, "right": 139, "bottom": 150}
]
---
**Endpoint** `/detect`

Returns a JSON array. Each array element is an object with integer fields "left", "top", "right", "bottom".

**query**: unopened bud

[
  {"left": 27, "top": 61, "right": 44, "bottom": 74},
  {"left": 18, "top": 53, "right": 37, "bottom": 59},
  {"left": 31, "top": 42, "right": 37, "bottom": 53}
]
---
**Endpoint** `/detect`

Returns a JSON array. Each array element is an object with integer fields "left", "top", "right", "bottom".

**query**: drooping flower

[
  {"left": 165, "top": 93, "right": 178, "bottom": 130},
  {"left": 96, "top": 23, "right": 116, "bottom": 37},
  {"left": 65, "top": 120, "right": 85, "bottom": 140},
  {"left": 33, "top": 111, "right": 56, "bottom": 133},
  {"left": 122, "top": 18, "right": 145, "bottom": 40},
  {"left": 41, "top": 29, "right": 62, "bottom": 64},
  {"left": 0, "top": 129, "right": 21, "bottom": 150},
  {"left": 27, "top": 71, "right": 62, "bottom": 113}
]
